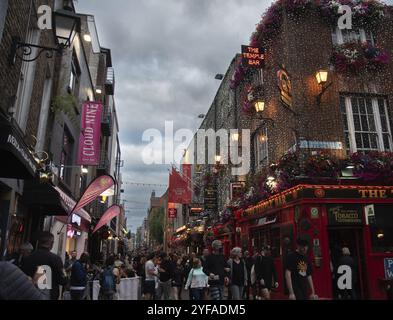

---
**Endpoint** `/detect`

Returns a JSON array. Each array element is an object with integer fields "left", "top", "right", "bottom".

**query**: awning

[
  {"left": 22, "top": 181, "right": 91, "bottom": 223},
  {"left": 54, "top": 186, "right": 92, "bottom": 223},
  {"left": 0, "top": 117, "right": 37, "bottom": 179}
]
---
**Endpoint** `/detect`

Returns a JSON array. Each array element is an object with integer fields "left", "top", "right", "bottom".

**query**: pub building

[
  {"left": 191, "top": 0, "right": 393, "bottom": 300},
  {"left": 236, "top": 184, "right": 393, "bottom": 300}
]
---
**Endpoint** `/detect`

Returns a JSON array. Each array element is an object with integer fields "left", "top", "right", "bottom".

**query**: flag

[
  {"left": 181, "top": 164, "right": 192, "bottom": 204},
  {"left": 168, "top": 168, "right": 189, "bottom": 204},
  {"left": 93, "top": 205, "right": 122, "bottom": 233},
  {"left": 70, "top": 175, "right": 115, "bottom": 216}
]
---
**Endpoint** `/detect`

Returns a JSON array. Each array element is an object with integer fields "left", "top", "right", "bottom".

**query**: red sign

[
  {"left": 241, "top": 45, "right": 265, "bottom": 68},
  {"left": 168, "top": 168, "right": 190, "bottom": 204},
  {"left": 168, "top": 208, "right": 177, "bottom": 219},
  {"left": 93, "top": 205, "right": 122, "bottom": 233},
  {"left": 77, "top": 101, "right": 103, "bottom": 165},
  {"left": 70, "top": 175, "right": 115, "bottom": 216}
]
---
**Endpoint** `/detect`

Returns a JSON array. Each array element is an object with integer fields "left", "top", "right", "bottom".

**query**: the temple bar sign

[{"left": 241, "top": 45, "right": 265, "bottom": 68}]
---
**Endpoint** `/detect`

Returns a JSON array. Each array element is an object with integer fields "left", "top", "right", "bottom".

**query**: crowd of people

[{"left": 0, "top": 231, "right": 365, "bottom": 301}]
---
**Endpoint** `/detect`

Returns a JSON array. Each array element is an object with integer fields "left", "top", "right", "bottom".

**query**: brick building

[{"left": 0, "top": 0, "right": 122, "bottom": 263}]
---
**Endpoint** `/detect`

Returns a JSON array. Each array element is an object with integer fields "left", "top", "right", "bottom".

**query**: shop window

[
  {"left": 332, "top": 27, "right": 374, "bottom": 45},
  {"left": 369, "top": 205, "right": 393, "bottom": 253},
  {"left": 340, "top": 95, "right": 392, "bottom": 153}
]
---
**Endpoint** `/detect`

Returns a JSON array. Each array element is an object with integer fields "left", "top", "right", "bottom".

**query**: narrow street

[{"left": 0, "top": 0, "right": 393, "bottom": 305}]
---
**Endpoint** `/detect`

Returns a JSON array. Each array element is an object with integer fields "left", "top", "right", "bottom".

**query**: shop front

[{"left": 238, "top": 184, "right": 393, "bottom": 300}]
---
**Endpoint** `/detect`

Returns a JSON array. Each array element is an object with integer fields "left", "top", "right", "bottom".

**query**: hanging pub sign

[
  {"left": 277, "top": 67, "right": 292, "bottom": 108},
  {"left": 168, "top": 208, "right": 177, "bottom": 219},
  {"left": 241, "top": 45, "right": 265, "bottom": 68},
  {"left": 327, "top": 205, "right": 363, "bottom": 225}
]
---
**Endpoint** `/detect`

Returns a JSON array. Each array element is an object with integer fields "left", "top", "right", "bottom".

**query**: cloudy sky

[{"left": 75, "top": 0, "right": 269, "bottom": 232}]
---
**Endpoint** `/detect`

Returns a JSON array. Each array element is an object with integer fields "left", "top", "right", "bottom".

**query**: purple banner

[{"left": 77, "top": 101, "right": 102, "bottom": 166}]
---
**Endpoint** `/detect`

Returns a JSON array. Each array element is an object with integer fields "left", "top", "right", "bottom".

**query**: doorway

[{"left": 328, "top": 227, "right": 367, "bottom": 299}]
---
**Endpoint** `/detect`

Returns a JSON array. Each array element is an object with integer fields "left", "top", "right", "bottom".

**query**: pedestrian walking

[
  {"left": 70, "top": 253, "right": 90, "bottom": 300},
  {"left": 285, "top": 237, "right": 318, "bottom": 300},
  {"left": 336, "top": 247, "right": 357, "bottom": 300},
  {"left": 171, "top": 258, "right": 184, "bottom": 300},
  {"left": 227, "top": 247, "right": 247, "bottom": 300},
  {"left": 203, "top": 240, "right": 230, "bottom": 300},
  {"left": 7, "top": 242, "right": 33, "bottom": 268},
  {"left": 243, "top": 250, "right": 255, "bottom": 300},
  {"left": 254, "top": 245, "right": 278, "bottom": 300},
  {"left": 156, "top": 252, "right": 174, "bottom": 300},
  {"left": 143, "top": 253, "right": 158, "bottom": 300},
  {"left": 99, "top": 256, "right": 117, "bottom": 300},
  {"left": 21, "top": 231, "right": 68, "bottom": 300},
  {"left": 185, "top": 258, "right": 209, "bottom": 300}
]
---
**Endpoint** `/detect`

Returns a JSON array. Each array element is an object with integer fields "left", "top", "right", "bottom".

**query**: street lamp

[
  {"left": 254, "top": 100, "right": 265, "bottom": 113},
  {"left": 315, "top": 69, "right": 332, "bottom": 105},
  {"left": 9, "top": 9, "right": 80, "bottom": 64}
]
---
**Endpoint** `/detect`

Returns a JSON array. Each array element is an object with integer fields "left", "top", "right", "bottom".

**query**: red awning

[{"left": 54, "top": 186, "right": 92, "bottom": 223}]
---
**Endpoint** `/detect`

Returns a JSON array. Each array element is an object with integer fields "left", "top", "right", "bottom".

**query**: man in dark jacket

[
  {"left": 243, "top": 250, "right": 255, "bottom": 299},
  {"left": 70, "top": 253, "right": 90, "bottom": 300},
  {"left": 157, "top": 252, "right": 174, "bottom": 300},
  {"left": 254, "top": 245, "right": 278, "bottom": 300},
  {"left": 203, "top": 240, "right": 230, "bottom": 300},
  {"left": 336, "top": 247, "right": 357, "bottom": 300},
  {"left": 21, "top": 231, "right": 68, "bottom": 300},
  {"left": 0, "top": 261, "right": 46, "bottom": 300}
]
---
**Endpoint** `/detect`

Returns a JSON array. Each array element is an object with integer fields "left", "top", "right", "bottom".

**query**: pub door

[{"left": 328, "top": 227, "right": 367, "bottom": 299}]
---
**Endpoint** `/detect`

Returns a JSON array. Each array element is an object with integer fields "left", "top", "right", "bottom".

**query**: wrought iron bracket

[
  {"left": 316, "top": 82, "right": 333, "bottom": 105},
  {"left": 9, "top": 36, "right": 63, "bottom": 65}
]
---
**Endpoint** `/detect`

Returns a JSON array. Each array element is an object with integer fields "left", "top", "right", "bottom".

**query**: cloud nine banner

[{"left": 77, "top": 101, "right": 103, "bottom": 166}]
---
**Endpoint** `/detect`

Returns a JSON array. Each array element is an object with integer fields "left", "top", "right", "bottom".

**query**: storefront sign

[
  {"left": 384, "top": 258, "right": 393, "bottom": 279},
  {"left": 204, "top": 184, "right": 218, "bottom": 211},
  {"left": 77, "top": 101, "right": 102, "bottom": 166},
  {"left": 364, "top": 204, "right": 375, "bottom": 225},
  {"left": 328, "top": 205, "right": 362, "bottom": 225},
  {"left": 241, "top": 45, "right": 265, "bottom": 68},
  {"left": 244, "top": 185, "right": 393, "bottom": 219},
  {"left": 299, "top": 140, "right": 343, "bottom": 150},
  {"left": 257, "top": 216, "right": 277, "bottom": 226},
  {"left": 168, "top": 208, "right": 177, "bottom": 219}
]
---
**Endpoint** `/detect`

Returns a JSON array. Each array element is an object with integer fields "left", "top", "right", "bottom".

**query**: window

[
  {"left": 332, "top": 27, "right": 374, "bottom": 45},
  {"left": 59, "top": 127, "right": 74, "bottom": 185},
  {"left": 68, "top": 51, "right": 81, "bottom": 96},
  {"left": 254, "top": 127, "right": 268, "bottom": 170},
  {"left": 340, "top": 96, "right": 392, "bottom": 153},
  {"left": 369, "top": 205, "right": 393, "bottom": 253}
]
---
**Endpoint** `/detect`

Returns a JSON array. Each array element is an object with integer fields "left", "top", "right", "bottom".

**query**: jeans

[
  {"left": 210, "top": 285, "right": 224, "bottom": 300},
  {"left": 230, "top": 285, "right": 244, "bottom": 300},
  {"left": 157, "top": 280, "right": 171, "bottom": 300},
  {"left": 191, "top": 288, "right": 204, "bottom": 300}
]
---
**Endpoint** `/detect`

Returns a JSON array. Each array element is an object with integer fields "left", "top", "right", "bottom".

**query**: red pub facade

[{"left": 236, "top": 184, "right": 393, "bottom": 300}]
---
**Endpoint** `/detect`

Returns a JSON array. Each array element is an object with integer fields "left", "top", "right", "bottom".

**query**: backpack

[{"left": 100, "top": 267, "right": 115, "bottom": 294}]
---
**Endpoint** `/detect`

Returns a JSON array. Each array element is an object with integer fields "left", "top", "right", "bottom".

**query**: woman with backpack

[
  {"left": 99, "top": 256, "right": 117, "bottom": 300},
  {"left": 184, "top": 258, "right": 209, "bottom": 300}
]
